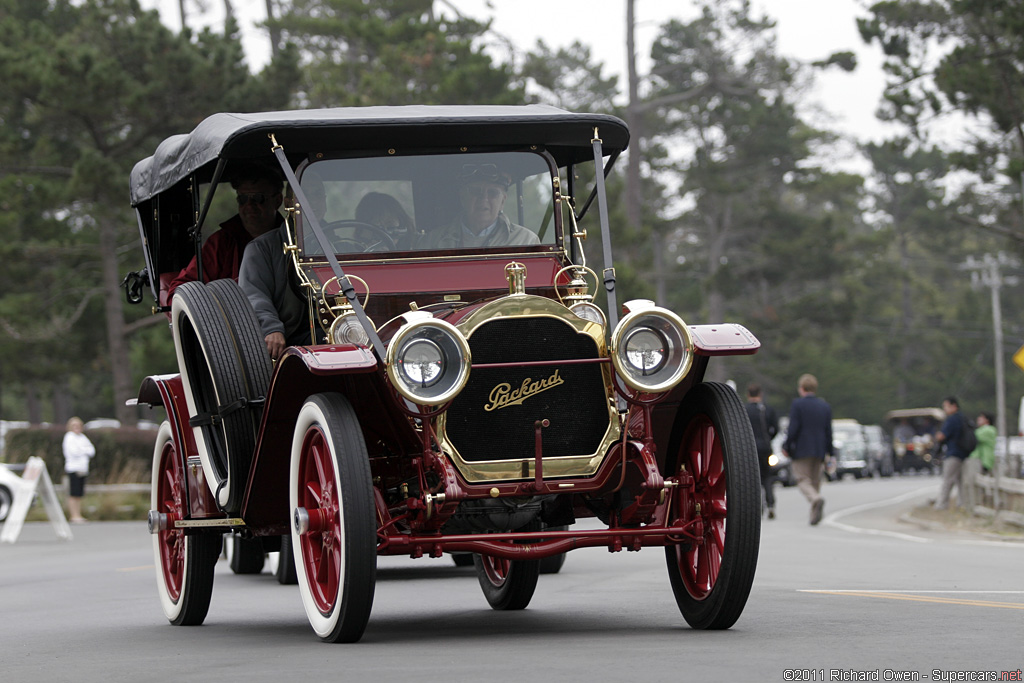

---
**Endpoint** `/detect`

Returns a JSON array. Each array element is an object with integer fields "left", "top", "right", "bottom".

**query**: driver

[
  {"left": 355, "top": 192, "right": 416, "bottom": 249},
  {"left": 419, "top": 164, "right": 539, "bottom": 248}
]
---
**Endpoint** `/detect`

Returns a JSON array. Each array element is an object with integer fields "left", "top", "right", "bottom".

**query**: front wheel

[
  {"left": 664, "top": 382, "right": 760, "bottom": 630},
  {"left": 474, "top": 520, "right": 541, "bottom": 610},
  {"left": 290, "top": 393, "right": 376, "bottom": 643},
  {"left": 151, "top": 422, "right": 219, "bottom": 626}
]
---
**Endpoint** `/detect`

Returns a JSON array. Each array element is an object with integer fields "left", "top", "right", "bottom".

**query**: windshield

[
  {"left": 833, "top": 424, "right": 864, "bottom": 441},
  {"left": 295, "top": 151, "right": 557, "bottom": 258}
]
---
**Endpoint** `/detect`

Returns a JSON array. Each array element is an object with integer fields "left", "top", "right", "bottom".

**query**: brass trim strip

[
  {"left": 296, "top": 248, "right": 566, "bottom": 267},
  {"left": 173, "top": 518, "right": 245, "bottom": 528}
]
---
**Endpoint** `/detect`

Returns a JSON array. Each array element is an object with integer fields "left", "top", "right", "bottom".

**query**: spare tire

[
  {"left": 171, "top": 280, "right": 268, "bottom": 513},
  {"left": 207, "top": 279, "right": 273, "bottom": 403}
]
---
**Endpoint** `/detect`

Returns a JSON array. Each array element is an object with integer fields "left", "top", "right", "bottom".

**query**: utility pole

[{"left": 964, "top": 253, "right": 1020, "bottom": 501}]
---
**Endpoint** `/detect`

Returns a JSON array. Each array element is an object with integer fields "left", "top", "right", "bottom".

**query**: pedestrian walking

[
  {"left": 745, "top": 383, "right": 779, "bottom": 519},
  {"left": 62, "top": 417, "right": 95, "bottom": 523},
  {"left": 782, "top": 374, "right": 833, "bottom": 525},
  {"left": 934, "top": 397, "right": 971, "bottom": 510}
]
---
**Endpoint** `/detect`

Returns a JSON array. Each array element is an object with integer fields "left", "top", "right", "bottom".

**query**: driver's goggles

[{"left": 236, "top": 192, "right": 274, "bottom": 206}]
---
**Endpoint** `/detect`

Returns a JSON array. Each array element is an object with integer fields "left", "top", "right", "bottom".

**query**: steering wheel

[{"left": 322, "top": 220, "right": 396, "bottom": 253}]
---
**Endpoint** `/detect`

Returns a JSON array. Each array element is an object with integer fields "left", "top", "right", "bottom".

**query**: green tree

[
  {"left": 0, "top": 0, "right": 298, "bottom": 423},
  {"left": 521, "top": 40, "right": 619, "bottom": 113},
  {"left": 859, "top": 0, "right": 1024, "bottom": 238},
  {"left": 646, "top": 2, "right": 836, "bottom": 383},
  {"left": 271, "top": 0, "right": 523, "bottom": 107}
]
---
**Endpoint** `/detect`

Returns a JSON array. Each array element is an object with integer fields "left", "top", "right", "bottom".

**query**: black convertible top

[{"left": 130, "top": 105, "right": 629, "bottom": 206}]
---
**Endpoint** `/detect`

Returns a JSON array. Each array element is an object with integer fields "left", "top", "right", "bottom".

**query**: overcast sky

[{"left": 141, "top": 0, "right": 900, "bottom": 146}]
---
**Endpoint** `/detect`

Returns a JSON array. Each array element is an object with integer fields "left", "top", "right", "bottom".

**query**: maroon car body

[{"left": 125, "top": 105, "right": 762, "bottom": 642}]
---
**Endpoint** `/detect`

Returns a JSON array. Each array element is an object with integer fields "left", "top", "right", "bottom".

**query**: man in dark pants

[
  {"left": 783, "top": 374, "right": 833, "bottom": 525},
  {"left": 745, "top": 383, "right": 779, "bottom": 519},
  {"left": 934, "top": 396, "right": 969, "bottom": 510}
]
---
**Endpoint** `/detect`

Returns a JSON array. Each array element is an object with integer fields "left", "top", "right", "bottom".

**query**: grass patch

[
  {"left": 910, "top": 504, "right": 1024, "bottom": 538},
  {"left": 24, "top": 490, "right": 150, "bottom": 523}
]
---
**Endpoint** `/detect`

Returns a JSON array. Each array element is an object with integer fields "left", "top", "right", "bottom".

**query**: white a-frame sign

[{"left": 0, "top": 456, "right": 73, "bottom": 543}]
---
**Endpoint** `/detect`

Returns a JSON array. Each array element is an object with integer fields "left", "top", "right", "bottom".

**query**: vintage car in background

[
  {"left": 885, "top": 408, "right": 944, "bottom": 474},
  {"left": 862, "top": 424, "right": 894, "bottom": 477},
  {"left": 830, "top": 419, "right": 870, "bottom": 480},
  {"left": 123, "top": 106, "right": 762, "bottom": 643}
]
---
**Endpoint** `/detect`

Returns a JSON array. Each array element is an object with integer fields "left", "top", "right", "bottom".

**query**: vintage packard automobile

[{"left": 123, "top": 105, "right": 762, "bottom": 643}]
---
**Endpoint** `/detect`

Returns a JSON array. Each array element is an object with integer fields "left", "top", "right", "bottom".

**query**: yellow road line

[{"left": 805, "top": 590, "right": 1024, "bottom": 610}]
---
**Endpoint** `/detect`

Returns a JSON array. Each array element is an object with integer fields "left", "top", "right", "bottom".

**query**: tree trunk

[
  {"left": 53, "top": 377, "right": 72, "bottom": 426},
  {"left": 26, "top": 381, "right": 42, "bottom": 425},
  {"left": 98, "top": 216, "right": 136, "bottom": 426},
  {"left": 265, "top": 0, "right": 281, "bottom": 58}
]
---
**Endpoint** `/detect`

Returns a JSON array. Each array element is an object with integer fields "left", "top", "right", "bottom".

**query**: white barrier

[{"left": 0, "top": 456, "right": 73, "bottom": 543}]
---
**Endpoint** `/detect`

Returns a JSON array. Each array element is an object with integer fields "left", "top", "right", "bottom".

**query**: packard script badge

[{"left": 484, "top": 370, "right": 564, "bottom": 412}]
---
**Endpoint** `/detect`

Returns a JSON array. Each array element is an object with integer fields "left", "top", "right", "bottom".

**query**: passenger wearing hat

[{"left": 420, "top": 163, "right": 540, "bottom": 248}]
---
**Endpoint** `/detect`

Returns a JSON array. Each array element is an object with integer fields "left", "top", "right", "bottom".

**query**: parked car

[
  {"left": 830, "top": 419, "right": 870, "bottom": 480},
  {"left": 862, "top": 424, "right": 894, "bottom": 477},
  {"left": 83, "top": 418, "right": 121, "bottom": 430},
  {"left": 884, "top": 408, "right": 944, "bottom": 474},
  {"left": 0, "top": 464, "right": 20, "bottom": 522},
  {"left": 124, "top": 105, "right": 764, "bottom": 643}
]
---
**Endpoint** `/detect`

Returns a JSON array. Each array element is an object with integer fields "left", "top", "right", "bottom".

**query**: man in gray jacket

[{"left": 239, "top": 225, "right": 310, "bottom": 360}]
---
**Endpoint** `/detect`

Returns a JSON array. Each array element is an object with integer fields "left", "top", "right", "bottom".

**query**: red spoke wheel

[
  {"left": 473, "top": 520, "right": 541, "bottom": 611},
  {"left": 664, "top": 382, "right": 760, "bottom": 629},
  {"left": 290, "top": 393, "right": 376, "bottom": 643},
  {"left": 151, "top": 422, "right": 219, "bottom": 626},
  {"left": 480, "top": 554, "right": 511, "bottom": 584}
]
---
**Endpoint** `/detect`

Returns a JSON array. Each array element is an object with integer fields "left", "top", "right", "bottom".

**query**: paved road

[{"left": 2, "top": 475, "right": 1022, "bottom": 682}]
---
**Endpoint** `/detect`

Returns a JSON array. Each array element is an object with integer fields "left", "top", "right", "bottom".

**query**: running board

[{"left": 147, "top": 510, "right": 245, "bottom": 533}]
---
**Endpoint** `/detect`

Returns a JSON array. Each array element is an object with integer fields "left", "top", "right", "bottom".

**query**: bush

[{"left": 3, "top": 426, "right": 156, "bottom": 484}]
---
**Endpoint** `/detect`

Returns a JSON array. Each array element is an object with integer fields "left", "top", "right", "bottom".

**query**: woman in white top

[{"left": 62, "top": 417, "right": 95, "bottom": 523}]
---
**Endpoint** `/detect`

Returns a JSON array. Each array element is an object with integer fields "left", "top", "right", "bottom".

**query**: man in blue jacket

[
  {"left": 934, "top": 396, "right": 968, "bottom": 510},
  {"left": 783, "top": 374, "right": 833, "bottom": 525}
]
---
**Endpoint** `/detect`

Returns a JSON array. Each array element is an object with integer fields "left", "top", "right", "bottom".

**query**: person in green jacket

[{"left": 970, "top": 412, "right": 996, "bottom": 474}]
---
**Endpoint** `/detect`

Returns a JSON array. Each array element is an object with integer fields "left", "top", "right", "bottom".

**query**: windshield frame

[{"left": 291, "top": 148, "right": 565, "bottom": 265}]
